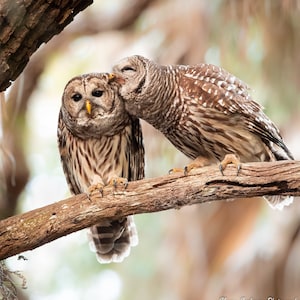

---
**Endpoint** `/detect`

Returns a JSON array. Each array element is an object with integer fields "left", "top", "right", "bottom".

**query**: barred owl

[
  {"left": 57, "top": 73, "right": 144, "bottom": 263},
  {"left": 112, "top": 55, "right": 294, "bottom": 209}
]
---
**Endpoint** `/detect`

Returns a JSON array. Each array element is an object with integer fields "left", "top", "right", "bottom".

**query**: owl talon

[
  {"left": 219, "top": 154, "right": 241, "bottom": 176},
  {"left": 184, "top": 166, "right": 189, "bottom": 176},
  {"left": 169, "top": 157, "right": 211, "bottom": 176},
  {"left": 88, "top": 183, "right": 104, "bottom": 199},
  {"left": 184, "top": 157, "right": 211, "bottom": 175},
  {"left": 109, "top": 177, "right": 128, "bottom": 190},
  {"left": 168, "top": 168, "right": 185, "bottom": 175}
]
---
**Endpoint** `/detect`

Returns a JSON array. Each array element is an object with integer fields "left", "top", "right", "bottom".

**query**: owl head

[
  {"left": 112, "top": 55, "right": 161, "bottom": 116},
  {"left": 61, "top": 73, "right": 129, "bottom": 138}
]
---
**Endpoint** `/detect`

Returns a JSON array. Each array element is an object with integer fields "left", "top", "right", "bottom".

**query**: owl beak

[
  {"left": 110, "top": 73, "right": 126, "bottom": 85},
  {"left": 85, "top": 100, "right": 92, "bottom": 115}
]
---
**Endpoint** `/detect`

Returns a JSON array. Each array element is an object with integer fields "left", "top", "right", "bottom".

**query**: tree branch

[{"left": 0, "top": 160, "right": 299, "bottom": 260}]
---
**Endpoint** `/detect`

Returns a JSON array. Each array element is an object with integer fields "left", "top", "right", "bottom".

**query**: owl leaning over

[
  {"left": 112, "top": 55, "right": 294, "bottom": 210},
  {"left": 57, "top": 73, "right": 144, "bottom": 263}
]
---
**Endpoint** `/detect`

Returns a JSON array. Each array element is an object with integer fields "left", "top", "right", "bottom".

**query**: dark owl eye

[
  {"left": 71, "top": 93, "right": 82, "bottom": 102},
  {"left": 121, "top": 66, "right": 136, "bottom": 72},
  {"left": 92, "top": 90, "right": 103, "bottom": 97}
]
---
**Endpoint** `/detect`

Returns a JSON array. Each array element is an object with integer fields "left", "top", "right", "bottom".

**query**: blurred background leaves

[{"left": 1, "top": 0, "right": 300, "bottom": 299}]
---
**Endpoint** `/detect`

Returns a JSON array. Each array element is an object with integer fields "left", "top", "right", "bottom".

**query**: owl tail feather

[
  {"left": 88, "top": 216, "right": 138, "bottom": 264},
  {"left": 264, "top": 195, "right": 294, "bottom": 210}
]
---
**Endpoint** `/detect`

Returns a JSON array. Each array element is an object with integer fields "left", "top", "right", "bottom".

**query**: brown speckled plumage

[
  {"left": 58, "top": 73, "right": 144, "bottom": 263},
  {"left": 113, "top": 55, "right": 293, "bottom": 209}
]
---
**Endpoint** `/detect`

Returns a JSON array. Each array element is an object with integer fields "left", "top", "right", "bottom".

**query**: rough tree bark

[
  {"left": 0, "top": 0, "right": 93, "bottom": 92},
  {"left": 0, "top": 160, "right": 299, "bottom": 260}
]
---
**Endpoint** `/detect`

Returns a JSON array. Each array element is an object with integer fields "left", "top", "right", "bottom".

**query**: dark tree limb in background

[
  {"left": 0, "top": 0, "right": 93, "bottom": 92},
  {"left": 0, "top": 160, "right": 299, "bottom": 261}
]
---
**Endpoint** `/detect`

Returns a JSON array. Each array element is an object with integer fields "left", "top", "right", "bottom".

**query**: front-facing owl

[{"left": 57, "top": 73, "right": 144, "bottom": 263}]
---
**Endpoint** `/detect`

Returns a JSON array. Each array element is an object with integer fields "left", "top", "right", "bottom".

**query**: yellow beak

[
  {"left": 85, "top": 100, "right": 92, "bottom": 115},
  {"left": 108, "top": 73, "right": 115, "bottom": 81}
]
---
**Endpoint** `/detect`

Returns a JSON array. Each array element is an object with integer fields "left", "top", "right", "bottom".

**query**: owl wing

[
  {"left": 127, "top": 117, "right": 145, "bottom": 181},
  {"left": 89, "top": 116, "right": 144, "bottom": 263},
  {"left": 57, "top": 110, "right": 81, "bottom": 195},
  {"left": 180, "top": 64, "right": 293, "bottom": 160}
]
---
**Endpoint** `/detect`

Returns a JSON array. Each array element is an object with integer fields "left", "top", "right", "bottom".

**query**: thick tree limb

[
  {"left": 0, "top": 160, "right": 299, "bottom": 260},
  {"left": 0, "top": 0, "right": 93, "bottom": 92}
]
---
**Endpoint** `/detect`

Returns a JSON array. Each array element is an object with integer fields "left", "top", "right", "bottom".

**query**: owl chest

[
  {"left": 161, "top": 97, "right": 208, "bottom": 159},
  {"left": 68, "top": 136, "right": 128, "bottom": 192},
  {"left": 167, "top": 111, "right": 268, "bottom": 162}
]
